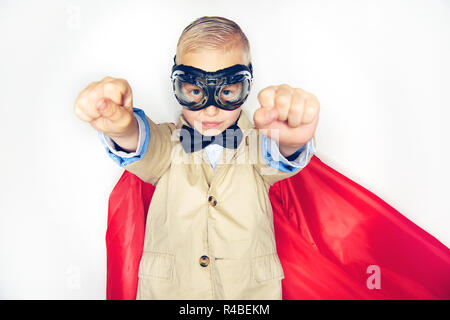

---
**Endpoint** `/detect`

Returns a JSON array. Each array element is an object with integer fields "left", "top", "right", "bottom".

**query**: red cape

[{"left": 106, "top": 155, "right": 450, "bottom": 299}]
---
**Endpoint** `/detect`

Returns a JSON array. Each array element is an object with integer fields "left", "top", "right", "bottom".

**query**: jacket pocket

[
  {"left": 251, "top": 253, "right": 285, "bottom": 283},
  {"left": 138, "top": 251, "right": 175, "bottom": 280}
]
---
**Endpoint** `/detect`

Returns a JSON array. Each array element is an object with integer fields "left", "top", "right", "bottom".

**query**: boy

[{"left": 74, "top": 16, "right": 320, "bottom": 299}]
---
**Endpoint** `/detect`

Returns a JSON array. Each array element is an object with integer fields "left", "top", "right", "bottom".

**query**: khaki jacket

[{"left": 123, "top": 110, "right": 314, "bottom": 299}]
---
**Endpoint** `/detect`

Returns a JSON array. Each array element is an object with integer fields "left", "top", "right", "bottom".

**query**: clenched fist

[
  {"left": 73, "top": 77, "right": 139, "bottom": 151},
  {"left": 253, "top": 84, "right": 320, "bottom": 157}
]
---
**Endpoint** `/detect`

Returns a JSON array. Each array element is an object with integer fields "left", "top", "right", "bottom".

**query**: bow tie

[{"left": 179, "top": 123, "right": 243, "bottom": 153}]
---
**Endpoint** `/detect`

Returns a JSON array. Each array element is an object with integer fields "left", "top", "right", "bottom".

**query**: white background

[{"left": 0, "top": 0, "right": 448, "bottom": 299}]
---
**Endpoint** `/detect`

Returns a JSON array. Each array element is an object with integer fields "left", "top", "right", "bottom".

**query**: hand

[
  {"left": 73, "top": 76, "right": 136, "bottom": 139},
  {"left": 253, "top": 84, "right": 320, "bottom": 154}
]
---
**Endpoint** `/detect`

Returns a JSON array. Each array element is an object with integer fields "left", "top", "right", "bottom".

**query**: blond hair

[{"left": 176, "top": 16, "right": 251, "bottom": 65}]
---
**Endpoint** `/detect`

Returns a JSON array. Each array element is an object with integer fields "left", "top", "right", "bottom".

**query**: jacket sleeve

[
  {"left": 122, "top": 115, "right": 176, "bottom": 186},
  {"left": 99, "top": 108, "right": 175, "bottom": 185},
  {"left": 99, "top": 108, "right": 149, "bottom": 165},
  {"left": 253, "top": 131, "right": 316, "bottom": 186}
]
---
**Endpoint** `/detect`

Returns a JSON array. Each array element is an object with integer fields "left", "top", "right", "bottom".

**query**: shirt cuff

[
  {"left": 261, "top": 135, "right": 316, "bottom": 173},
  {"left": 98, "top": 108, "right": 150, "bottom": 167}
]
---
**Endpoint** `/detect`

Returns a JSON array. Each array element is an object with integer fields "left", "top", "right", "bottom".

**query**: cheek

[
  {"left": 229, "top": 109, "right": 242, "bottom": 124},
  {"left": 182, "top": 110, "right": 197, "bottom": 124}
]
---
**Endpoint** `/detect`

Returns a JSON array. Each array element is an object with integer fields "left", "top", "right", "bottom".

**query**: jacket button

[
  {"left": 199, "top": 255, "right": 210, "bottom": 267},
  {"left": 208, "top": 196, "right": 217, "bottom": 207}
]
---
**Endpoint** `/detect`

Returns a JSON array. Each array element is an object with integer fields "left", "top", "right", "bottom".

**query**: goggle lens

[{"left": 171, "top": 63, "right": 253, "bottom": 111}]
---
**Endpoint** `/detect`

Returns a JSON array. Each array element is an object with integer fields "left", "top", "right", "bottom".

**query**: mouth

[{"left": 202, "top": 121, "right": 222, "bottom": 128}]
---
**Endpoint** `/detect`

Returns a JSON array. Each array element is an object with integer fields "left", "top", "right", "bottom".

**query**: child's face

[{"left": 180, "top": 48, "right": 246, "bottom": 136}]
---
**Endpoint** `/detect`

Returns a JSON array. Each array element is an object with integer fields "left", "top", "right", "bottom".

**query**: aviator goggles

[{"left": 171, "top": 57, "right": 253, "bottom": 111}]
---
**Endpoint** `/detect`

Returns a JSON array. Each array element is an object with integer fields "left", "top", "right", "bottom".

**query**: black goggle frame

[{"left": 171, "top": 57, "right": 253, "bottom": 111}]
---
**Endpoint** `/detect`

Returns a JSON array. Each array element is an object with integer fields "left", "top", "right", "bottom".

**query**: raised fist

[
  {"left": 254, "top": 84, "right": 320, "bottom": 150},
  {"left": 73, "top": 76, "right": 135, "bottom": 139}
]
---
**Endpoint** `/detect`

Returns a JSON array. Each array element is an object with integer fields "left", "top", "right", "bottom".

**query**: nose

[{"left": 204, "top": 105, "right": 220, "bottom": 117}]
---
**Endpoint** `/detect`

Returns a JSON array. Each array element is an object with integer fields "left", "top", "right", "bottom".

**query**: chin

[{"left": 202, "top": 128, "right": 223, "bottom": 136}]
